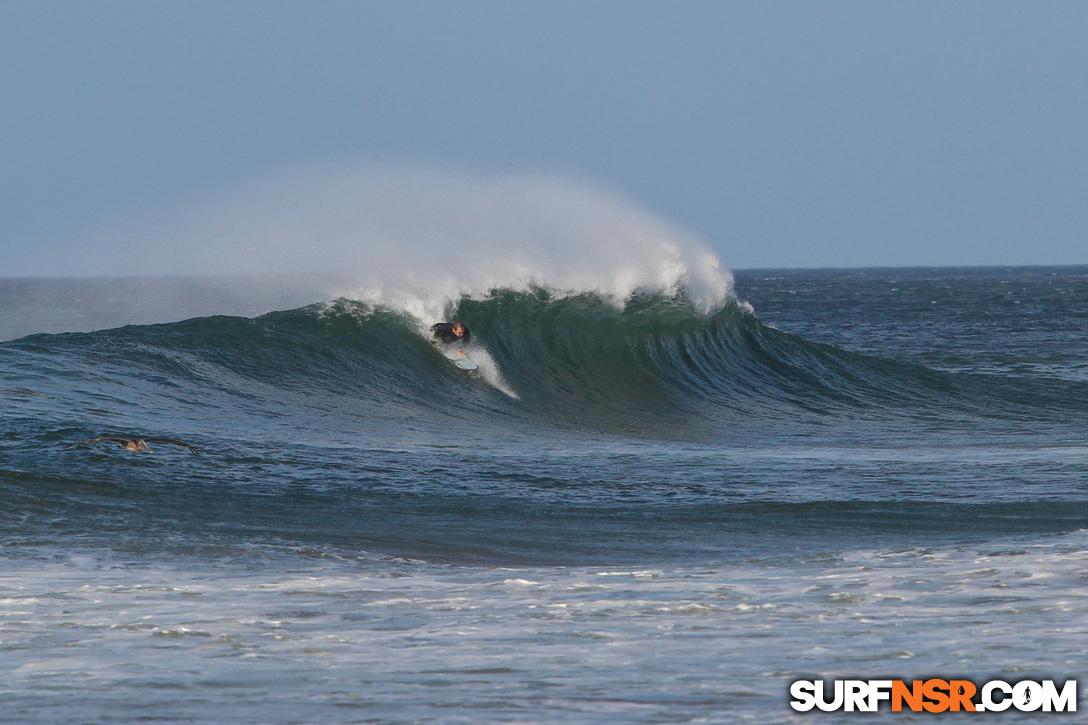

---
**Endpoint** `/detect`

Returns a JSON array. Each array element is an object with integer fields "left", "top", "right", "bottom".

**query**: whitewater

[{"left": 3, "top": 170, "right": 1088, "bottom": 722}]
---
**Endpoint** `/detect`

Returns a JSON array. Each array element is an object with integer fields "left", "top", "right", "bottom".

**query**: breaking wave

[{"left": 7, "top": 287, "right": 1087, "bottom": 447}]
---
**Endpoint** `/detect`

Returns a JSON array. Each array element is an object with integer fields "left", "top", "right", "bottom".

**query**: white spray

[{"left": 86, "top": 163, "right": 733, "bottom": 320}]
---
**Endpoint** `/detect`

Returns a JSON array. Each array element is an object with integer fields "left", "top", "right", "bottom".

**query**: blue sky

[{"left": 2, "top": 1, "right": 1086, "bottom": 274}]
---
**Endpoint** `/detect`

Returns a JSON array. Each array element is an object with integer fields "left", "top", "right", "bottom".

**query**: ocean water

[{"left": 2, "top": 266, "right": 1087, "bottom": 723}]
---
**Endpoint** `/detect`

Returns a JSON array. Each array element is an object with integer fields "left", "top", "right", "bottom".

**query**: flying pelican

[{"left": 70, "top": 436, "right": 202, "bottom": 454}]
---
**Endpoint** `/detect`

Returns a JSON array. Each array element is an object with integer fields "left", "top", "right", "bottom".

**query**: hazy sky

[{"left": 2, "top": 1, "right": 1086, "bottom": 274}]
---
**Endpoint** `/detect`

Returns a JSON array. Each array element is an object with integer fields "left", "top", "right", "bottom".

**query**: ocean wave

[{"left": 6, "top": 287, "right": 1087, "bottom": 443}]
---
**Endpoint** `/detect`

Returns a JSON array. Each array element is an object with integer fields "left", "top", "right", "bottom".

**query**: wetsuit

[{"left": 431, "top": 322, "right": 471, "bottom": 347}]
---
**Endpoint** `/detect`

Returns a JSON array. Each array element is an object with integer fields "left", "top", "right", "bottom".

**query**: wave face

[{"left": 6, "top": 282, "right": 1087, "bottom": 451}]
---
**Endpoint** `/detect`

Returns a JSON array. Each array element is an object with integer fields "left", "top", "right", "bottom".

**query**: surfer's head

[{"left": 452, "top": 321, "right": 466, "bottom": 338}]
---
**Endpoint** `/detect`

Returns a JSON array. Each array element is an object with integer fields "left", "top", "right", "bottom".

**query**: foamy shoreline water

[{"left": 3, "top": 531, "right": 1085, "bottom": 724}]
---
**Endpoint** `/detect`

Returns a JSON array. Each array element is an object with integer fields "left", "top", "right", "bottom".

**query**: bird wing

[
  {"left": 145, "top": 438, "right": 202, "bottom": 454},
  {"left": 71, "top": 436, "right": 133, "bottom": 447}
]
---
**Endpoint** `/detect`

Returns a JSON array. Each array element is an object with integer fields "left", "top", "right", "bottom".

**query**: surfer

[
  {"left": 431, "top": 321, "right": 471, "bottom": 356},
  {"left": 70, "top": 436, "right": 202, "bottom": 454}
]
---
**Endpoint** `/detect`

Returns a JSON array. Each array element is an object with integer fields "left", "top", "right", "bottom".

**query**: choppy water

[{"left": 2, "top": 266, "right": 1087, "bottom": 722}]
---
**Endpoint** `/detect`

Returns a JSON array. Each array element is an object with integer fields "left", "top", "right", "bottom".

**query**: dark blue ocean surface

[{"left": 2, "top": 267, "right": 1087, "bottom": 723}]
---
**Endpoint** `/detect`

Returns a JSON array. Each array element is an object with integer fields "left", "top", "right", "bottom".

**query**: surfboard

[{"left": 443, "top": 351, "right": 478, "bottom": 371}]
